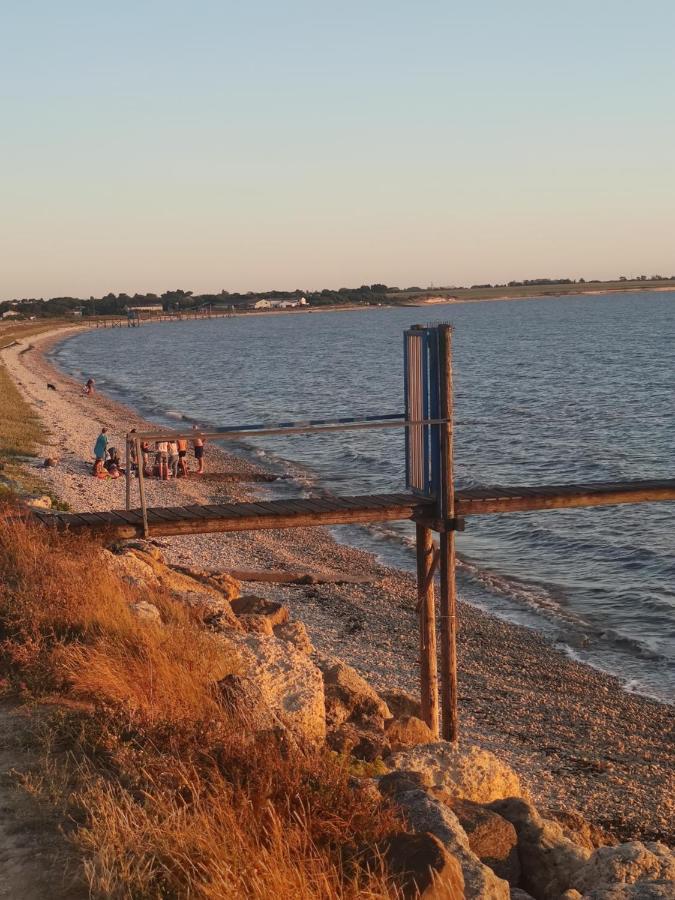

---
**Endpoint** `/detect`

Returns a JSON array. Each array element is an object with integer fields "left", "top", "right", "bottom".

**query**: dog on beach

[{"left": 47, "top": 383, "right": 57, "bottom": 391}]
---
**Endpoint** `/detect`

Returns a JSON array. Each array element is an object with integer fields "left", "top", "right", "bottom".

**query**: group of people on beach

[{"left": 92, "top": 426, "right": 206, "bottom": 480}]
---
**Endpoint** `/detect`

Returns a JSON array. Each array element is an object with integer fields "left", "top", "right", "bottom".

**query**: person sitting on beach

[
  {"left": 84, "top": 377, "right": 95, "bottom": 396},
  {"left": 177, "top": 437, "right": 189, "bottom": 476},
  {"left": 192, "top": 425, "right": 205, "bottom": 475},
  {"left": 92, "top": 427, "right": 108, "bottom": 476},
  {"left": 141, "top": 440, "right": 151, "bottom": 477},
  {"left": 105, "top": 447, "right": 123, "bottom": 474},
  {"left": 155, "top": 440, "right": 169, "bottom": 480},
  {"left": 167, "top": 440, "right": 179, "bottom": 478}
]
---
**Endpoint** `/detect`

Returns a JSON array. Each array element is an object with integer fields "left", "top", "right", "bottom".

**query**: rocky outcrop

[
  {"left": 380, "top": 688, "right": 423, "bottom": 720},
  {"left": 103, "top": 549, "right": 241, "bottom": 629},
  {"left": 571, "top": 842, "right": 675, "bottom": 894},
  {"left": 450, "top": 799, "right": 519, "bottom": 885},
  {"left": 231, "top": 595, "right": 289, "bottom": 626},
  {"left": 364, "top": 831, "right": 465, "bottom": 899},
  {"left": 172, "top": 564, "right": 240, "bottom": 602},
  {"left": 226, "top": 632, "right": 325, "bottom": 745},
  {"left": 392, "top": 788, "right": 510, "bottom": 899},
  {"left": 129, "top": 600, "right": 162, "bottom": 623},
  {"left": 273, "top": 620, "right": 313, "bottom": 655},
  {"left": 389, "top": 742, "right": 523, "bottom": 805},
  {"left": 315, "top": 654, "right": 391, "bottom": 730},
  {"left": 489, "top": 797, "right": 591, "bottom": 899},
  {"left": 386, "top": 715, "right": 436, "bottom": 752}
]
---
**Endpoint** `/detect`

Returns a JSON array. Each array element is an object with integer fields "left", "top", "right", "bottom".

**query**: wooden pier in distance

[{"left": 30, "top": 323, "right": 675, "bottom": 746}]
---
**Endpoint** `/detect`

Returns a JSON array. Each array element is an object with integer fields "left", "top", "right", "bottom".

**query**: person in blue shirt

[{"left": 93, "top": 428, "right": 108, "bottom": 476}]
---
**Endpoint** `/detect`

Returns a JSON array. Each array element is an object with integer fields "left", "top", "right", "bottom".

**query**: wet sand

[{"left": 2, "top": 327, "right": 673, "bottom": 844}]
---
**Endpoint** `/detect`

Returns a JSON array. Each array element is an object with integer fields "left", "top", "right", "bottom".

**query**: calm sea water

[{"left": 52, "top": 292, "right": 675, "bottom": 702}]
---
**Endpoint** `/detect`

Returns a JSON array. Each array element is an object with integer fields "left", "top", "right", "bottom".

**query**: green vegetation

[{"left": 3, "top": 275, "right": 674, "bottom": 321}]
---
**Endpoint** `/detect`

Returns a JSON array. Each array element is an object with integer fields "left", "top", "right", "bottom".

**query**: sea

[{"left": 51, "top": 291, "right": 675, "bottom": 703}]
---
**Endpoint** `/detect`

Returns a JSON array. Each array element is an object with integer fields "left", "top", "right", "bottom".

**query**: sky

[{"left": 2, "top": 1, "right": 674, "bottom": 298}]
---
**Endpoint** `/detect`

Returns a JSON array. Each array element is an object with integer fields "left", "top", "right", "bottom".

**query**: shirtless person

[
  {"left": 192, "top": 425, "right": 205, "bottom": 475},
  {"left": 177, "top": 437, "right": 189, "bottom": 476}
]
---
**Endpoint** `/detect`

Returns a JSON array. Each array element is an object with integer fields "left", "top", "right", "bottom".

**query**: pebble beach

[{"left": 2, "top": 326, "right": 673, "bottom": 845}]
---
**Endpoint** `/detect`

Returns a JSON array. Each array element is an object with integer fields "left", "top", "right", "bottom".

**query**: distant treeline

[
  {"left": 2, "top": 275, "right": 675, "bottom": 319},
  {"left": 0, "top": 284, "right": 394, "bottom": 318}
]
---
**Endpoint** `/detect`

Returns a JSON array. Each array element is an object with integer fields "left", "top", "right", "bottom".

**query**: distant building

[
  {"left": 251, "top": 297, "right": 309, "bottom": 310},
  {"left": 65, "top": 308, "right": 84, "bottom": 317},
  {"left": 1, "top": 310, "right": 20, "bottom": 319}
]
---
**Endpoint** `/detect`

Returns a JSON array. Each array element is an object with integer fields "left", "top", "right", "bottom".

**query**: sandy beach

[{"left": 2, "top": 326, "right": 673, "bottom": 845}]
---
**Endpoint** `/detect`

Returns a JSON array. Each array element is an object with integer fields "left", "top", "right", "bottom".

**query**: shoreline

[{"left": 1, "top": 326, "right": 673, "bottom": 844}]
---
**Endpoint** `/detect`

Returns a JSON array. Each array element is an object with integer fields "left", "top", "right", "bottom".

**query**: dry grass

[
  {"left": 0, "top": 362, "right": 45, "bottom": 458},
  {"left": 0, "top": 507, "right": 405, "bottom": 899}
]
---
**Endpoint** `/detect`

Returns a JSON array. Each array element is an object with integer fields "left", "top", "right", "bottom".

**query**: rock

[
  {"left": 380, "top": 688, "right": 423, "bottom": 720},
  {"left": 580, "top": 884, "right": 675, "bottom": 899},
  {"left": 327, "top": 722, "right": 390, "bottom": 761},
  {"left": 273, "top": 621, "right": 313, "bottom": 654},
  {"left": 394, "top": 789, "right": 510, "bottom": 899},
  {"left": 103, "top": 548, "right": 158, "bottom": 586},
  {"left": 550, "top": 808, "right": 613, "bottom": 851},
  {"left": 173, "top": 564, "right": 240, "bottom": 601},
  {"left": 572, "top": 842, "right": 675, "bottom": 894},
  {"left": 389, "top": 742, "right": 523, "bottom": 805},
  {"left": 43, "top": 457, "right": 58, "bottom": 467},
  {"left": 511, "top": 891, "right": 537, "bottom": 900},
  {"left": 364, "top": 831, "right": 465, "bottom": 899},
  {"left": 386, "top": 715, "right": 436, "bottom": 752},
  {"left": 450, "top": 799, "right": 519, "bottom": 885},
  {"left": 120, "top": 540, "right": 164, "bottom": 562},
  {"left": 26, "top": 494, "right": 53, "bottom": 509},
  {"left": 225, "top": 633, "right": 325, "bottom": 745},
  {"left": 238, "top": 614, "right": 274, "bottom": 636},
  {"left": 120, "top": 552, "right": 241, "bottom": 629},
  {"left": 378, "top": 770, "right": 433, "bottom": 797},
  {"left": 560, "top": 892, "right": 582, "bottom": 900},
  {"left": 315, "top": 654, "right": 391, "bottom": 728},
  {"left": 129, "top": 600, "right": 162, "bottom": 623},
  {"left": 230, "top": 595, "right": 289, "bottom": 627},
  {"left": 489, "top": 798, "right": 591, "bottom": 899}
]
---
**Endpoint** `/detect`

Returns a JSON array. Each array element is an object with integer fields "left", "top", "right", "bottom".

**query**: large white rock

[
  {"left": 389, "top": 741, "right": 523, "bottom": 804},
  {"left": 572, "top": 842, "right": 675, "bottom": 894},
  {"left": 227, "top": 633, "right": 326, "bottom": 745},
  {"left": 395, "top": 788, "right": 510, "bottom": 899}
]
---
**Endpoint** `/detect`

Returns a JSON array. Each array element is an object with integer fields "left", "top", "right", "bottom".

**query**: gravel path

[{"left": 2, "top": 328, "right": 673, "bottom": 845}]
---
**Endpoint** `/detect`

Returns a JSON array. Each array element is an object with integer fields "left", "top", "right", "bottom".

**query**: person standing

[
  {"left": 93, "top": 427, "right": 108, "bottom": 475},
  {"left": 168, "top": 440, "right": 180, "bottom": 478},
  {"left": 192, "top": 425, "right": 205, "bottom": 475},
  {"left": 177, "top": 436, "right": 189, "bottom": 476},
  {"left": 155, "top": 440, "right": 169, "bottom": 480}
]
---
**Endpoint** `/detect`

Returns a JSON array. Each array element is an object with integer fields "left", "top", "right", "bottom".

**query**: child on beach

[
  {"left": 92, "top": 428, "right": 108, "bottom": 476},
  {"left": 84, "top": 378, "right": 95, "bottom": 396}
]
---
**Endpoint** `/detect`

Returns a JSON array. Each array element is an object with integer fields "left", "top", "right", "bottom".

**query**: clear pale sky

[{"left": 2, "top": 1, "right": 674, "bottom": 298}]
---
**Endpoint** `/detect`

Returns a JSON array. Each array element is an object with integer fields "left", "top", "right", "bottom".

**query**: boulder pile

[{"left": 102, "top": 542, "right": 674, "bottom": 900}]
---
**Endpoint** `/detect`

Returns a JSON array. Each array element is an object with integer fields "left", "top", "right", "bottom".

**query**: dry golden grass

[
  {"left": 0, "top": 362, "right": 45, "bottom": 458},
  {"left": 0, "top": 508, "right": 405, "bottom": 899}
]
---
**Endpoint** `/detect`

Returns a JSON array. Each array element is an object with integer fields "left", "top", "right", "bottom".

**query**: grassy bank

[
  {"left": 390, "top": 278, "right": 675, "bottom": 304},
  {"left": 0, "top": 509, "right": 405, "bottom": 898}
]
